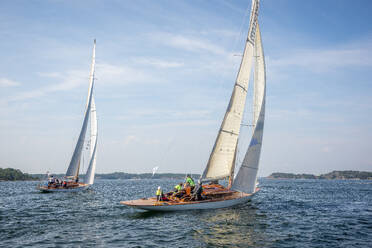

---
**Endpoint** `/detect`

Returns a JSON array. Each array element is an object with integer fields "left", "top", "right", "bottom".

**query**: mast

[
  {"left": 66, "top": 39, "right": 96, "bottom": 178},
  {"left": 201, "top": 0, "right": 260, "bottom": 182}
]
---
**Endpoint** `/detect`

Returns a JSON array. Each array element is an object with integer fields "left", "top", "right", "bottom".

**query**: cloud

[
  {"left": 123, "top": 135, "right": 138, "bottom": 145},
  {"left": 270, "top": 45, "right": 372, "bottom": 73},
  {"left": 9, "top": 69, "right": 87, "bottom": 101},
  {"left": 322, "top": 146, "right": 331, "bottom": 153},
  {"left": 0, "top": 78, "right": 21, "bottom": 87},
  {"left": 199, "top": 29, "right": 239, "bottom": 38},
  {"left": 37, "top": 72, "right": 63, "bottom": 78},
  {"left": 151, "top": 32, "right": 228, "bottom": 55},
  {"left": 96, "top": 62, "right": 163, "bottom": 85},
  {"left": 7, "top": 62, "right": 163, "bottom": 103},
  {"left": 123, "top": 134, "right": 160, "bottom": 146},
  {"left": 116, "top": 109, "right": 213, "bottom": 121},
  {"left": 132, "top": 57, "right": 184, "bottom": 68}
]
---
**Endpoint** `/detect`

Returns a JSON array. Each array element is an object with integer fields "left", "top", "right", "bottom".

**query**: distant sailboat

[
  {"left": 121, "top": 0, "right": 265, "bottom": 210},
  {"left": 38, "top": 40, "right": 98, "bottom": 192}
]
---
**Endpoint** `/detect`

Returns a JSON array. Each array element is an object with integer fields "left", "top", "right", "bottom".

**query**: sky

[{"left": 0, "top": 0, "right": 371, "bottom": 176}]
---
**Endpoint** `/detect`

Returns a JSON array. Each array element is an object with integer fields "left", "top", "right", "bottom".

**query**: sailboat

[
  {"left": 121, "top": 0, "right": 265, "bottom": 211},
  {"left": 37, "top": 40, "right": 98, "bottom": 192}
]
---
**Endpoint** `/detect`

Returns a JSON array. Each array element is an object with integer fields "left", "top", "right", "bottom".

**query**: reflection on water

[
  {"left": 129, "top": 210, "right": 171, "bottom": 220},
  {"left": 195, "top": 203, "right": 268, "bottom": 247}
]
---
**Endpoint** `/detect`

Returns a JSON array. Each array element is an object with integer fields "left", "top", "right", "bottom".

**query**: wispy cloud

[
  {"left": 0, "top": 78, "right": 21, "bottom": 87},
  {"left": 37, "top": 72, "right": 63, "bottom": 78},
  {"left": 116, "top": 109, "right": 213, "bottom": 121},
  {"left": 7, "top": 62, "right": 163, "bottom": 102},
  {"left": 123, "top": 134, "right": 161, "bottom": 146},
  {"left": 151, "top": 32, "right": 228, "bottom": 55},
  {"left": 9, "top": 70, "right": 87, "bottom": 101},
  {"left": 270, "top": 45, "right": 372, "bottom": 73},
  {"left": 132, "top": 57, "right": 184, "bottom": 68},
  {"left": 96, "top": 62, "right": 163, "bottom": 85},
  {"left": 123, "top": 135, "right": 139, "bottom": 145}
]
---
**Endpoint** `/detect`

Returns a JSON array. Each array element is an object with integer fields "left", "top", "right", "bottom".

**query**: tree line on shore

[
  {"left": 2, "top": 167, "right": 372, "bottom": 181},
  {"left": 0, "top": 168, "right": 38, "bottom": 181},
  {"left": 268, "top": 170, "right": 372, "bottom": 180},
  {"left": 1, "top": 168, "right": 200, "bottom": 181}
]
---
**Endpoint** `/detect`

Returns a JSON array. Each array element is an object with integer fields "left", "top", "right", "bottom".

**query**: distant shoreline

[
  {"left": 0, "top": 168, "right": 39, "bottom": 181},
  {"left": 267, "top": 171, "right": 372, "bottom": 180},
  {"left": 2, "top": 167, "right": 372, "bottom": 181},
  {"left": 0, "top": 168, "right": 200, "bottom": 181}
]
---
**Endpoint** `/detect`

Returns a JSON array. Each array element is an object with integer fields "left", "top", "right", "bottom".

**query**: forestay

[
  {"left": 232, "top": 24, "right": 265, "bottom": 194},
  {"left": 66, "top": 40, "right": 96, "bottom": 178},
  {"left": 202, "top": 0, "right": 260, "bottom": 181}
]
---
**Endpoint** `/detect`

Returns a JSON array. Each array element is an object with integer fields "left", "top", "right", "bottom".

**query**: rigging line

[
  {"left": 241, "top": 123, "right": 255, "bottom": 127},
  {"left": 231, "top": 1, "right": 252, "bottom": 53},
  {"left": 157, "top": 137, "right": 175, "bottom": 167},
  {"left": 212, "top": 0, "right": 252, "bottom": 104}
]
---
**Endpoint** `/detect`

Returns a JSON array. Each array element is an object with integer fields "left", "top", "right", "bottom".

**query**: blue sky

[{"left": 1, "top": 0, "right": 371, "bottom": 176}]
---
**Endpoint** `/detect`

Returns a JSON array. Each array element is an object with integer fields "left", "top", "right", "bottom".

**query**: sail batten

[
  {"left": 201, "top": 0, "right": 260, "bottom": 181},
  {"left": 65, "top": 40, "right": 96, "bottom": 178}
]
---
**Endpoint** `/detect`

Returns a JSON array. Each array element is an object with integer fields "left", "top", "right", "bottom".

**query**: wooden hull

[
  {"left": 37, "top": 183, "right": 90, "bottom": 193},
  {"left": 121, "top": 190, "right": 257, "bottom": 211}
]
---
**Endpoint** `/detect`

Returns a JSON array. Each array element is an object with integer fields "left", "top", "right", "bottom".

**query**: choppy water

[{"left": 0, "top": 179, "right": 371, "bottom": 247}]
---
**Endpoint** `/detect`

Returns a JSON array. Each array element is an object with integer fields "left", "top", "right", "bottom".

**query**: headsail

[
  {"left": 232, "top": 24, "right": 265, "bottom": 194},
  {"left": 201, "top": 0, "right": 260, "bottom": 181},
  {"left": 85, "top": 96, "right": 98, "bottom": 185},
  {"left": 66, "top": 39, "right": 96, "bottom": 178}
]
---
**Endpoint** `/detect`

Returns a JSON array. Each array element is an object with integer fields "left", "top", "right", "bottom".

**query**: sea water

[{"left": 0, "top": 179, "right": 371, "bottom": 247}]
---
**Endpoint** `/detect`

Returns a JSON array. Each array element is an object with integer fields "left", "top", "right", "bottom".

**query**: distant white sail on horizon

[
  {"left": 152, "top": 166, "right": 159, "bottom": 176},
  {"left": 232, "top": 23, "right": 266, "bottom": 193},
  {"left": 202, "top": 0, "right": 260, "bottom": 181},
  {"left": 66, "top": 39, "right": 96, "bottom": 178},
  {"left": 85, "top": 96, "right": 98, "bottom": 185}
]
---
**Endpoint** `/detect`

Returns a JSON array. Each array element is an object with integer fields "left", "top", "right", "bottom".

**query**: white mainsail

[
  {"left": 84, "top": 96, "right": 98, "bottom": 185},
  {"left": 232, "top": 24, "right": 265, "bottom": 194},
  {"left": 66, "top": 39, "right": 96, "bottom": 178},
  {"left": 202, "top": 0, "right": 260, "bottom": 181}
]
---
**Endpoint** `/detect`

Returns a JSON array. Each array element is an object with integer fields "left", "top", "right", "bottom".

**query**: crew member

[
  {"left": 194, "top": 181, "right": 204, "bottom": 201},
  {"left": 174, "top": 183, "right": 182, "bottom": 192},
  {"left": 185, "top": 174, "right": 195, "bottom": 188},
  {"left": 156, "top": 186, "right": 162, "bottom": 201}
]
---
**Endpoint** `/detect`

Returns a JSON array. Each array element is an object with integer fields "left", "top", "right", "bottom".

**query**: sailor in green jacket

[{"left": 185, "top": 174, "right": 195, "bottom": 188}]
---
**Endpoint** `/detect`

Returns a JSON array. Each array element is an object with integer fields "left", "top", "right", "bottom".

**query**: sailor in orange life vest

[{"left": 156, "top": 186, "right": 162, "bottom": 201}]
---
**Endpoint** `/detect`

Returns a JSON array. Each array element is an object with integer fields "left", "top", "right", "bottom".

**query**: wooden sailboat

[
  {"left": 37, "top": 40, "right": 98, "bottom": 192},
  {"left": 121, "top": 0, "right": 266, "bottom": 211}
]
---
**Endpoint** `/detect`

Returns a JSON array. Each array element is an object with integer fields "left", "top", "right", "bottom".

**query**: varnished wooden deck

[{"left": 121, "top": 185, "right": 253, "bottom": 207}]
